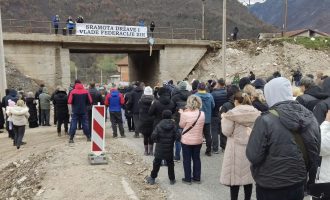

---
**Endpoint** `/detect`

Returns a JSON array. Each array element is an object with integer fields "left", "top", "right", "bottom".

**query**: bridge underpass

[{"left": 3, "top": 32, "right": 217, "bottom": 88}]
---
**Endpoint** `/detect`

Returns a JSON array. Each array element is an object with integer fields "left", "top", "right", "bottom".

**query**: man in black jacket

[
  {"left": 127, "top": 82, "right": 144, "bottom": 138},
  {"left": 88, "top": 83, "right": 103, "bottom": 136},
  {"left": 313, "top": 77, "right": 330, "bottom": 125},
  {"left": 296, "top": 77, "right": 328, "bottom": 112},
  {"left": 246, "top": 77, "right": 320, "bottom": 200},
  {"left": 210, "top": 79, "right": 228, "bottom": 154},
  {"left": 53, "top": 87, "right": 69, "bottom": 136}
]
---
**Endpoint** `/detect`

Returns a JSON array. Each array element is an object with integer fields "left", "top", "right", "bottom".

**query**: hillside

[
  {"left": 250, "top": 0, "right": 330, "bottom": 33},
  {"left": 0, "top": 0, "right": 274, "bottom": 39}
]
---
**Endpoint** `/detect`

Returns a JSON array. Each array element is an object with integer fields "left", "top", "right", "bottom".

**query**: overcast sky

[{"left": 238, "top": 0, "right": 266, "bottom": 5}]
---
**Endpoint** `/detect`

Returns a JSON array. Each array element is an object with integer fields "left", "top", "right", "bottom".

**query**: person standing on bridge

[
  {"left": 66, "top": 16, "right": 75, "bottom": 35},
  {"left": 68, "top": 80, "right": 92, "bottom": 143},
  {"left": 52, "top": 15, "right": 60, "bottom": 35}
]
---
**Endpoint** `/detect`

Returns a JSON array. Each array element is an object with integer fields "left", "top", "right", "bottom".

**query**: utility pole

[
  {"left": 0, "top": 7, "right": 7, "bottom": 97},
  {"left": 282, "top": 0, "right": 288, "bottom": 36},
  {"left": 222, "top": 0, "right": 227, "bottom": 81},
  {"left": 202, "top": 0, "right": 205, "bottom": 40},
  {"left": 100, "top": 69, "right": 103, "bottom": 84},
  {"left": 75, "top": 66, "right": 78, "bottom": 80}
]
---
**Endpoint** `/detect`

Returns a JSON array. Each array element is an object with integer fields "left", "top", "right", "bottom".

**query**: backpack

[{"left": 269, "top": 109, "right": 310, "bottom": 169}]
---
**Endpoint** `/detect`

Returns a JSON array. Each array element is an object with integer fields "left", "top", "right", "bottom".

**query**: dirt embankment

[{"left": 189, "top": 40, "right": 330, "bottom": 81}]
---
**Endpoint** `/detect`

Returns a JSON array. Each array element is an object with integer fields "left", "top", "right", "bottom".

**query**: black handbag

[{"left": 181, "top": 111, "right": 201, "bottom": 136}]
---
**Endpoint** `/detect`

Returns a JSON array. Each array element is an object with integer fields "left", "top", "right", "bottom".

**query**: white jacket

[
  {"left": 6, "top": 106, "right": 30, "bottom": 126},
  {"left": 319, "top": 121, "right": 330, "bottom": 183}
]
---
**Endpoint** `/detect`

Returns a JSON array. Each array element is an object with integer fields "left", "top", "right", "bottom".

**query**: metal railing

[{"left": 2, "top": 19, "right": 209, "bottom": 40}]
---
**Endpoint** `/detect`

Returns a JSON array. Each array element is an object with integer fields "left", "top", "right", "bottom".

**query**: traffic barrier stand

[{"left": 88, "top": 105, "right": 108, "bottom": 165}]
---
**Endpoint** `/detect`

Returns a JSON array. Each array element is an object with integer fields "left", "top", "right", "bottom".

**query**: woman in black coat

[
  {"left": 138, "top": 87, "right": 155, "bottom": 156},
  {"left": 25, "top": 92, "right": 39, "bottom": 128},
  {"left": 53, "top": 88, "right": 69, "bottom": 136}
]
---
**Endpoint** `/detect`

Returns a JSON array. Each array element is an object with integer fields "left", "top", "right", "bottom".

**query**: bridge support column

[
  {"left": 55, "top": 48, "right": 70, "bottom": 88},
  {"left": 159, "top": 46, "right": 207, "bottom": 82}
]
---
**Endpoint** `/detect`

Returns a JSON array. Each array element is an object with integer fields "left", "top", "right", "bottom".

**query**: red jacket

[{"left": 68, "top": 83, "right": 92, "bottom": 114}]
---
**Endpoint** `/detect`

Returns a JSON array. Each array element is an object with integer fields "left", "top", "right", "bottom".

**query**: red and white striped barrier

[{"left": 91, "top": 105, "right": 106, "bottom": 155}]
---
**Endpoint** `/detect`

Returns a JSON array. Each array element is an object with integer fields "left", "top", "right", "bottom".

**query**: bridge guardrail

[{"left": 2, "top": 19, "right": 209, "bottom": 40}]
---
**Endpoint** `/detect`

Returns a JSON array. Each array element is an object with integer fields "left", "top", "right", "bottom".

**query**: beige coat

[{"left": 220, "top": 105, "right": 260, "bottom": 186}]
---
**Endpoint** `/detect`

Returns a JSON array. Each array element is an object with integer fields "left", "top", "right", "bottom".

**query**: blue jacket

[
  {"left": 211, "top": 88, "right": 228, "bottom": 117},
  {"left": 195, "top": 92, "right": 215, "bottom": 124},
  {"left": 105, "top": 90, "right": 124, "bottom": 112}
]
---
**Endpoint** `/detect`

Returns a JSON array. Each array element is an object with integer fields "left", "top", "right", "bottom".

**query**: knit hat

[
  {"left": 178, "top": 81, "right": 187, "bottom": 90},
  {"left": 144, "top": 86, "right": 153, "bottom": 96},
  {"left": 252, "top": 78, "right": 266, "bottom": 89},
  {"left": 162, "top": 110, "right": 172, "bottom": 119},
  {"left": 197, "top": 82, "right": 206, "bottom": 91},
  {"left": 239, "top": 77, "right": 251, "bottom": 90}
]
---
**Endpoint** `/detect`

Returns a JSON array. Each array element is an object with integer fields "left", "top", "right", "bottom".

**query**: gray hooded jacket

[{"left": 246, "top": 78, "right": 320, "bottom": 189}]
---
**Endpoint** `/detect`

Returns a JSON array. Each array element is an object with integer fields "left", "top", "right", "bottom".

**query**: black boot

[{"left": 144, "top": 145, "right": 148, "bottom": 156}]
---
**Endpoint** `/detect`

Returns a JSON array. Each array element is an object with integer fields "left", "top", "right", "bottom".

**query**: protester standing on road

[
  {"left": 138, "top": 86, "right": 155, "bottom": 155},
  {"left": 6, "top": 100, "right": 29, "bottom": 149},
  {"left": 195, "top": 82, "right": 215, "bottom": 156},
  {"left": 4, "top": 89, "right": 19, "bottom": 139},
  {"left": 124, "top": 85, "right": 135, "bottom": 132},
  {"left": 35, "top": 84, "right": 44, "bottom": 125},
  {"left": 179, "top": 95, "right": 205, "bottom": 184},
  {"left": 53, "top": 87, "right": 69, "bottom": 136},
  {"left": 105, "top": 84, "right": 126, "bottom": 138},
  {"left": 313, "top": 77, "right": 330, "bottom": 124},
  {"left": 25, "top": 92, "right": 39, "bottom": 128},
  {"left": 211, "top": 79, "right": 228, "bottom": 154},
  {"left": 0, "top": 98, "right": 5, "bottom": 131},
  {"left": 127, "top": 82, "right": 144, "bottom": 138},
  {"left": 68, "top": 80, "right": 92, "bottom": 143},
  {"left": 246, "top": 77, "right": 320, "bottom": 200},
  {"left": 171, "top": 81, "right": 191, "bottom": 161},
  {"left": 318, "top": 111, "right": 330, "bottom": 184},
  {"left": 88, "top": 82, "right": 103, "bottom": 136},
  {"left": 296, "top": 77, "right": 327, "bottom": 112},
  {"left": 51, "top": 86, "right": 60, "bottom": 126},
  {"left": 220, "top": 92, "right": 260, "bottom": 200},
  {"left": 146, "top": 110, "right": 178, "bottom": 185},
  {"left": 149, "top": 87, "right": 175, "bottom": 129},
  {"left": 39, "top": 87, "right": 51, "bottom": 126},
  {"left": 219, "top": 85, "right": 240, "bottom": 151}
]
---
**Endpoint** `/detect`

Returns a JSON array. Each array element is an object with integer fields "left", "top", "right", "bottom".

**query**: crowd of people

[{"left": 1, "top": 70, "right": 330, "bottom": 199}]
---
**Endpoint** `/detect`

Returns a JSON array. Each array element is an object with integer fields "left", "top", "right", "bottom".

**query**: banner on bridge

[{"left": 76, "top": 23, "right": 148, "bottom": 39}]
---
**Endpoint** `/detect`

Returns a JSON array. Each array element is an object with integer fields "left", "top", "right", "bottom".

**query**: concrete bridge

[{"left": 3, "top": 32, "right": 218, "bottom": 88}]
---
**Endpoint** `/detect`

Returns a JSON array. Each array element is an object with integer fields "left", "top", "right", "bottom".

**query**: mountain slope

[
  {"left": 0, "top": 0, "right": 274, "bottom": 39},
  {"left": 250, "top": 0, "right": 330, "bottom": 33}
]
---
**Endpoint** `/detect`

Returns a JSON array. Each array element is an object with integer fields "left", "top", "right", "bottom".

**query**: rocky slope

[{"left": 189, "top": 40, "right": 330, "bottom": 82}]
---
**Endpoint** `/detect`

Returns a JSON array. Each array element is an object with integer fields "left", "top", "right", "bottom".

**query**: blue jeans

[
  {"left": 174, "top": 139, "right": 181, "bottom": 160},
  {"left": 69, "top": 113, "right": 90, "bottom": 140},
  {"left": 182, "top": 143, "right": 202, "bottom": 181}
]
